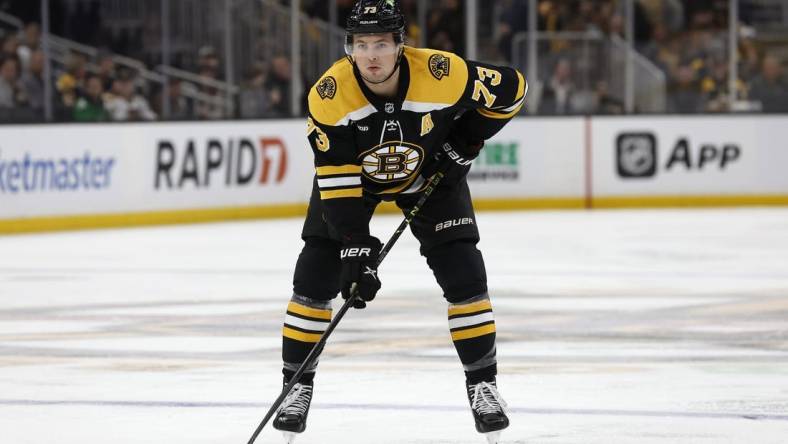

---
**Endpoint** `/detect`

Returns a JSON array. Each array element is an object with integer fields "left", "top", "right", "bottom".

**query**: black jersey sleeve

[
  {"left": 454, "top": 59, "right": 527, "bottom": 144},
  {"left": 305, "top": 59, "right": 377, "bottom": 241},
  {"left": 306, "top": 114, "right": 370, "bottom": 239}
]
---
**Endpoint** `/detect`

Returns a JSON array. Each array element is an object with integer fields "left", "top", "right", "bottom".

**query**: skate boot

[
  {"left": 466, "top": 379, "right": 509, "bottom": 444},
  {"left": 273, "top": 380, "right": 313, "bottom": 443}
]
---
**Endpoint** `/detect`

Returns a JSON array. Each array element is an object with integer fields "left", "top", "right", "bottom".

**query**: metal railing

[
  {"left": 0, "top": 11, "right": 24, "bottom": 31},
  {"left": 609, "top": 35, "right": 667, "bottom": 114},
  {"left": 511, "top": 31, "right": 667, "bottom": 114}
]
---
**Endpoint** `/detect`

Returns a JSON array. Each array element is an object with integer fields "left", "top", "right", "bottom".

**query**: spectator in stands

[
  {"left": 20, "top": 49, "right": 45, "bottom": 114},
  {"left": 97, "top": 53, "right": 117, "bottom": 91},
  {"left": 593, "top": 80, "right": 623, "bottom": 114},
  {"left": 55, "top": 69, "right": 77, "bottom": 121},
  {"left": 16, "top": 22, "right": 41, "bottom": 67},
  {"left": 427, "top": 0, "right": 464, "bottom": 55},
  {"left": 197, "top": 46, "right": 221, "bottom": 80},
  {"left": 57, "top": 52, "right": 89, "bottom": 98},
  {"left": 155, "top": 78, "right": 194, "bottom": 120},
  {"left": 640, "top": 0, "right": 684, "bottom": 33},
  {"left": 195, "top": 86, "right": 226, "bottom": 120},
  {"left": 73, "top": 75, "right": 108, "bottom": 122},
  {"left": 0, "top": 56, "right": 17, "bottom": 108},
  {"left": 539, "top": 58, "right": 577, "bottom": 115},
  {"left": 240, "top": 62, "right": 273, "bottom": 119},
  {"left": 194, "top": 65, "right": 226, "bottom": 120},
  {"left": 496, "top": 0, "right": 528, "bottom": 60},
  {"left": 399, "top": 0, "right": 422, "bottom": 45},
  {"left": 105, "top": 72, "right": 157, "bottom": 121},
  {"left": 265, "top": 55, "right": 292, "bottom": 117},
  {"left": 700, "top": 54, "right": 731, "bottom": 112},
  {"left": 748, "top": 54, "right": 788, "bottom": 113},
  {"left": 1, "top": 34, "right": 21, "bottom": 64},
  {"left": 668, "top": 65, "right": 704, "bottom": 113},
  {"left": 737, "top": 26, "right": 760, "bottom": 84},
  {"left": 0, "top": 56, "right": 22, "bottom": 108},
  {"left": 20, "top": 22, "right": 41, "bottom": 49},
  {"left": 16, "top": 22, "right": 41, "bottom": 72}
]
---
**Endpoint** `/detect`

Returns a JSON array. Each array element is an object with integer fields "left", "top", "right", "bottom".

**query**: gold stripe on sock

[
  {"left": 448, "top": 299, "right": 492, "bottom": 317},
  {"left": 283, "top": 326, "right": 323, "bottom": 343},
  {"left": 287, "top": 302, "right": 332, "bottom": 321},
  {"left": 451, "top": 323, "right": 496, "bottom": 341}
]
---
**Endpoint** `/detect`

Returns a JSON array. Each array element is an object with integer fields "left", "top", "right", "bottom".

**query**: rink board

[
  {"left": 0, "top": 116, "right": 787, "bottom": 233},
  {"left": 590, "top": 115, "right": 788, "bottom": 207}
]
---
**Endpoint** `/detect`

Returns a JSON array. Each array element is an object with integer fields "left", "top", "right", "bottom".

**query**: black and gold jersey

[{"left": 306, "top": 46, "right": 526, "bottom": 239}]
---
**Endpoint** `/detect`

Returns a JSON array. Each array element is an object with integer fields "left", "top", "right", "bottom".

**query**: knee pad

[
  {"left": 292, "top": 237, "right": 342, "bottom": 301},
  {"left": 425, "top": 240, "right": 487, "bottom": 303}
]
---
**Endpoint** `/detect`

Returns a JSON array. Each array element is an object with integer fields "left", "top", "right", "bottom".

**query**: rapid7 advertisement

[{"left": 0, "top": 121, "right": 314, "bottom": 220}]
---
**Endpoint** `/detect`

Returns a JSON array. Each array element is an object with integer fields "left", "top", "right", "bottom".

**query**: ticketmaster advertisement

[{"left": 0, "top": 121, "right": 314, "bottom": 221}]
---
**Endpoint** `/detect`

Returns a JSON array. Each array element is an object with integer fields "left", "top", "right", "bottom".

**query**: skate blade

[
  {"left": 484, "top": 430, "right": 501, "bottom": 444},
  {"left": 282, "top": 431, "right": 298, "bottom": 444}
]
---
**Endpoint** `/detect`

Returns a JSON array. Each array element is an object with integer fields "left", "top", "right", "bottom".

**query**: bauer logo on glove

[{"left": 340, "top": 247, "right": 373, "bottom": 259}]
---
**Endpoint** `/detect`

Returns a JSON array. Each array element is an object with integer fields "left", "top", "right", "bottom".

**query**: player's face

[{"left": 350, "top": 34, "right": 400, "bottom": 82}]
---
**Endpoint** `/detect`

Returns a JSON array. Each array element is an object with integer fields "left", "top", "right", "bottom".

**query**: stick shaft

[{"left": 246, "top": 166, "right": 448, "bottom": 444}]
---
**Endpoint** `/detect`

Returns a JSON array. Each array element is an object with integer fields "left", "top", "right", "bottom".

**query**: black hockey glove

[
  {"left": 340, "top": 234, "right": 382, "bottom": 309},
  {"left": 440, "top": 134, "right": 484, "bottom": 167}
]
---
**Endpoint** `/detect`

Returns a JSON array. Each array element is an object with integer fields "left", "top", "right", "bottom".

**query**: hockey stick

[{"left": 246, "top": 163, "right": 450, "bottom": 444}]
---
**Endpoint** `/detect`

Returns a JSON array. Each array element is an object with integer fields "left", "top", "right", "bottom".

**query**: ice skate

[
  {"left": 466, "top": 379, "right": 509, "bottom": 443},
  {"left": 273, "top": 381, "right": 313, "bottom": 443}
]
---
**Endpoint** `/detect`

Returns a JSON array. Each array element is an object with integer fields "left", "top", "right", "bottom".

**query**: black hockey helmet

[{"left": 345, "top": 0, "right": 406, "bottom": 52}]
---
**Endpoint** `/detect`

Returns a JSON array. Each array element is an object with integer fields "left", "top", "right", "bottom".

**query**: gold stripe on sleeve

[
  {"left": 515, "top": 70, "right": 527, "bottom": 101},
  {"left": 477, "top": 102, "right": 524, "bottom": 119},
  {"left": 316, "top": 165, "right": 363, "bottom": 176},
  {"left": 320, "top": 188, "right": 363, "bottom": 200}
]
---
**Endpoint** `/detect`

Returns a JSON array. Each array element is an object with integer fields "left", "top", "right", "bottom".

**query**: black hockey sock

[
  {"left": 448, "top": 295, "right": 498, "bottom": 379},
  {"left": 283, "top": 370, "right": 315, "bottom": 385},
  {"left": 466, "top": 364, "right": 497, "bottom": 384},
  {"left": 282, "top": 295, "right": 332, "bottom": 383}
]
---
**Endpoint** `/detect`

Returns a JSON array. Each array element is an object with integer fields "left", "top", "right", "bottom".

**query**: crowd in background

[
  {"left": 1, "top": 0, "right": 788, "bottom": 123},
  {"left": 492, "top": 0, "right": 788, "bottom": 114}
]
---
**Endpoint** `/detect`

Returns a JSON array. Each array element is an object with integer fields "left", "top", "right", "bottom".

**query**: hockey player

[{"left": 274, "top": 1, "right": 526, "bottom": 443}]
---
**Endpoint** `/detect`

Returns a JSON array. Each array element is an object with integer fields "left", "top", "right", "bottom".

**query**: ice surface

[{"left": 1, "top": 208, "right": 787, "bottom": 443}]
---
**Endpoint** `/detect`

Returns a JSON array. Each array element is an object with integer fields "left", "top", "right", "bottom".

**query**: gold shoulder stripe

[
  {"left": 448, "top": 299, "right": 493, "bottom": 317},
  {"left": 316, "top": 165, "right": 362, "bottom": 176},
  {"left": 404, "top": 47, "right": 468, "bottom": 107},
  {"left": 308, "top": 59, "right": 368, "bottom": 126},
  {"left": 451, "top": 323, "right": 496, "bottom": 341},
  {"left": 320, "top": 188, "right": 363, "bottom": 199},
  {"left": 287, "top": 302, "right": 332, "bottom": 320}
]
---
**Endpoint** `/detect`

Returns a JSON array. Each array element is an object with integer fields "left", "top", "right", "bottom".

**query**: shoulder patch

[
  {"left": 428, "top": 54, "right": 450, "bottom": 80},
  {"left": 316, "top": 76, "right": 337, "bottom": 100}
]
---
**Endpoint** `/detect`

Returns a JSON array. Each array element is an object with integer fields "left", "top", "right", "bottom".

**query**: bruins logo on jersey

[
  {"left": 360, "top": 141, "right": 424, "bottom": 183},
  {"left": 428, "top": 54, "right": 450, "bottom": 80},
  {"left": 316, "top": 76, "right": 337, "bottom": 100}
]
